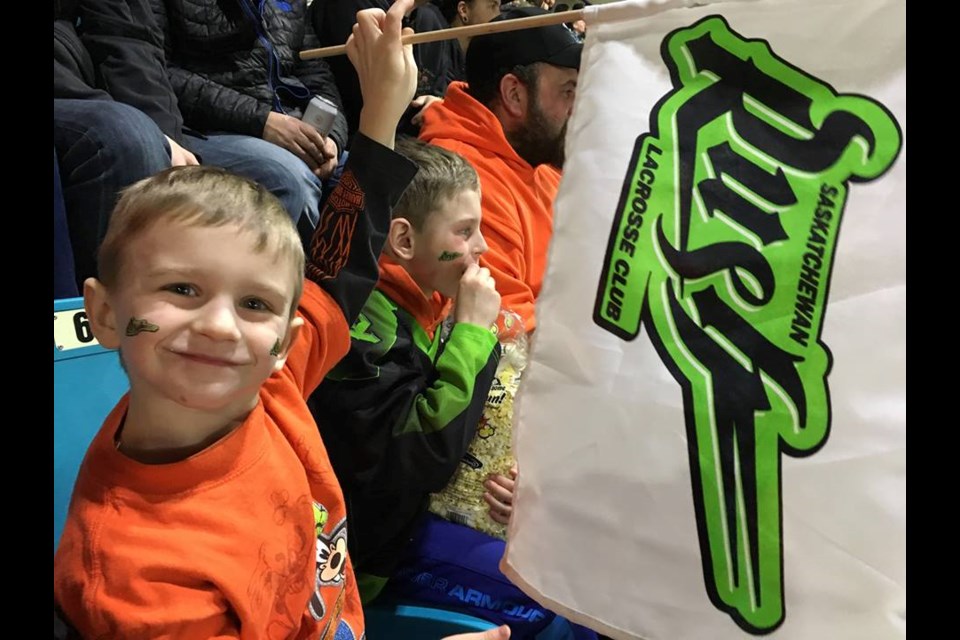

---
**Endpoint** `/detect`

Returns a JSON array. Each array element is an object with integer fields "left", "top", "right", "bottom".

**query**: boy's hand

[
  {"left": 484, "top": 465, "right": 518, "bottom": 525},
  {"left": 348, "top": 0, "right": 418, "bottom": 148},
  {"left": 165, "top": 136, "right": 199, "bottom": 167},
  {"left": 444, "top": 625, "right": 511, "bottom": 640},
  {"left": 455, "top": 264, "right": 501, "bottom": 329},
  {"left": 410, "top": 94, "right": 442, "bottom": 127}
]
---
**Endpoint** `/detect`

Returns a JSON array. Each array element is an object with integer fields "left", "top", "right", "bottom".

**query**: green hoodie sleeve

[{"left": 308, "top": 290, "right": 501, "bottom": 494}]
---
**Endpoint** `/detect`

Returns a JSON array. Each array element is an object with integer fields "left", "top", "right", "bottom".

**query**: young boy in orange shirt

[{"left": 52, "top": 3, "right": 510, "bottom": 638}]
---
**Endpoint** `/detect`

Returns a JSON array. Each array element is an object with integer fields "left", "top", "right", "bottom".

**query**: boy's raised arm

[{"left": 304, "top": 0, "right": 419, "bottom": 324}]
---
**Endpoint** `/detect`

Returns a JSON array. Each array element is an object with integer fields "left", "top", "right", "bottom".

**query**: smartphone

[{"left": 302, "top": 96, "right": 338, "bottom": 137}]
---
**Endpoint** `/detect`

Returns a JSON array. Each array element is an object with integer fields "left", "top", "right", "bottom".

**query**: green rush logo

[{"left": 592, "top": 16, "right": 902, "bottom": 634}]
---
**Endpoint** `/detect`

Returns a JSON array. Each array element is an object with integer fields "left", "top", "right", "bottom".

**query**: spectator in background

[
  {"left": 431, "top": 0, "right": 502, "bottom": 79},
  {"left": 312, "top": 0, "right": 461, "bottom": 137},
  {"left": 150, "top": 0, "right": 350, "bottom": 240},
  {"left": 499, "top": 0, "right": 537, "bottom": 7},
  {"left": 55, "top": 0, "right": 198, "bottom": 289},
  {"left": 419, "top": 6, "right": 581, "bottom": 333},
  {"left": 54, "top": 0, "right": 342, "bottom": 289},
  {"left": 552, "top": 1, "right": 588, "bottom": 41}
]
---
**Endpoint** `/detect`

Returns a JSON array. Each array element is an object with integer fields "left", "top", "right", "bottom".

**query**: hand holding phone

[{"left": 302, "top": 96, "right": 338, "bottom": 137}]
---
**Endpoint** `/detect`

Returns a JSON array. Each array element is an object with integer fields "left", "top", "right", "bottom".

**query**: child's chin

[
  {"left": 439, "top": 285, "right": 459, "bottom": 299},
  {"left": 170, "top": 387, "right": 259, "bottom": 414}
]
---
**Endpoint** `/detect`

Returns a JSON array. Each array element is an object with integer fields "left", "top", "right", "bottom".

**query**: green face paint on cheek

[
  {"left": 438, "top": 251, "right": 463, "bottom": 262},
  {"left": 125, "top": 317, "right": 159, "bottom": 336},
  {"left": 270, "top": 338, "right": 282, "bottom": 357}
]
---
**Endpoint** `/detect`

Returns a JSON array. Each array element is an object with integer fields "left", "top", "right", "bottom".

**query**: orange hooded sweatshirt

[{"left": 419, "top": 81, "right": 561, "bottom": 333}]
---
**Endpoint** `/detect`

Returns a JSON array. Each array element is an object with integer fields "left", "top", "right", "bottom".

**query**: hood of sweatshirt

[
  {"left": 419, "top": 82, "right": 536, "bottom": 176},
  {"left": 377, "top": 255, "right": 453, "bottom": 341}
]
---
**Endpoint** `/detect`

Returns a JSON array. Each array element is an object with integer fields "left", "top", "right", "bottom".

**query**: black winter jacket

[
  {"left": 151, "top": 0, "right": 348, "bottom": 154},
  {"left": 54, "top": 0, "right": 186, "bottom": 141}
]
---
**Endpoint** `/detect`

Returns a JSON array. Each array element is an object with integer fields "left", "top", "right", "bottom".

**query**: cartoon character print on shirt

[
  {"left": 247, "top": 491, "right": 317, "bottom": 639},
  {"left": 308, "top": 503, "right": 350, "bottom": 625}
]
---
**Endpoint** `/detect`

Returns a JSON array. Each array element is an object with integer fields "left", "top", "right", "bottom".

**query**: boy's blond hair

[
  {"left": 393, "top": 137, "right": 480, "bottom": 230},
  {"left": 98, "top": 165, "right": 306, "bottom": 315}
]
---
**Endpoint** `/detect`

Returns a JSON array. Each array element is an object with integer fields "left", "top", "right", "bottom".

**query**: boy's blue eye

[
  {"left": 166, "top": 283, "right": 195, "bottom": 296},
  {"left": 242, "top": 298, "right": 272, "bottom": 312}
]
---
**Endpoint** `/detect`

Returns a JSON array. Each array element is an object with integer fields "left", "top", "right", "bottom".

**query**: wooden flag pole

[{"left": 299, "top": 9, "right": 586, "bottom": 60}]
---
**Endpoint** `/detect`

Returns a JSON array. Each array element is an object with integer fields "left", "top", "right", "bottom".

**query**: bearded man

[{"left": 419, "top": 6, "right": 582, "bottom": 333}]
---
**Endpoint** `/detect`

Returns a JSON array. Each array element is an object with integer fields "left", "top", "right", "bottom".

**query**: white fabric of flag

[{"left": 500, "top": 0, "right": 905, "bottom": 638}]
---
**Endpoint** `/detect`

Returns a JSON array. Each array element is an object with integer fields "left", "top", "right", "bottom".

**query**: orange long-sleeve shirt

[
  {"left": 420, "top": 81, "right": 561, "bottom": 334},
  {"left": 54, "top": 282, "right": 364, "bottom": 640}
]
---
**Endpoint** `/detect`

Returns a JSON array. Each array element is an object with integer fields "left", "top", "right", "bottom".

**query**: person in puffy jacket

[{"left": 150, "top": 0, "right": 351, "bottom": 239}]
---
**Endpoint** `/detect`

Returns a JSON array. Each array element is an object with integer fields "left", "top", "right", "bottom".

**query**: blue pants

[
  {"left": 185, "top": 132, "right": 323, "bottom": 232},
  {"left": 383, "top": 515, "right": 598, "bottom": 640},
  {"left": 54, "top": 149, "right": 78, "bottom": 300},
  {"left": 54, "top": 100, "right": 341, "bottom": 288},
  {"left": 54, "top": 99, "right": 171, "bottom": 287}
]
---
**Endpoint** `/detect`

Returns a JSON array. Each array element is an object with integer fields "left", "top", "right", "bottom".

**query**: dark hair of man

[{"left": 466, "top": 63, "right": 540, "bottom": 110}]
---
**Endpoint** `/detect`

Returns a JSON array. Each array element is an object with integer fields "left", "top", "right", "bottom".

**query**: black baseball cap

[{"left": 466, "top": 6, "right": 583, "bottom": 90}]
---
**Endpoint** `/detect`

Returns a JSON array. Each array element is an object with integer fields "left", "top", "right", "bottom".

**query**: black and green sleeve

[{"left": 310, "top": 290, "right": 501, "bottom": 494}]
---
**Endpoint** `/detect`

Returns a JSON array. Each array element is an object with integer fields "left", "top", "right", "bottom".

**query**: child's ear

[
  {"left": 388, "top": 218, "right": 416, "bottom": 261},
  {"left": 83, "top": 278, "right": 122, "bottom": 350},
  {"left": 272, "top": 316, "right": 304, "bottom": 373}
]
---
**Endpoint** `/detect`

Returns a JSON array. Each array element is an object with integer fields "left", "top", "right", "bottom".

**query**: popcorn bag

[{"left": 429, "top": 310, "right": 527, "bottom": 539}]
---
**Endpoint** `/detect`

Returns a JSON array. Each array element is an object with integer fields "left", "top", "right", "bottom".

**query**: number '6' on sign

[{"left": 54, "top": 310, "right": 100, "bottom": 352}]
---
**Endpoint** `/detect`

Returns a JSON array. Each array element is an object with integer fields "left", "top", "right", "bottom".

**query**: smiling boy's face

[
  {"left": 86, "top": 220, "right": 302, "bottom": 419},
  {"left": 405, "top": 188, "right": 487, "bottom": 299}
]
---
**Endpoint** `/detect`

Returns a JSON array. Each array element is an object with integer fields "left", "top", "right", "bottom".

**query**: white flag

[{"left": 501, "top": 0, "right": 905, "bottom": 638}]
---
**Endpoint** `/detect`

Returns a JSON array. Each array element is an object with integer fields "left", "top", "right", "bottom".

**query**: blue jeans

[
  {"left": 384, "top": 515, "right": 599, "bottom": 640},
  {"left": 54, "top": 99, "right": 171, "bottom": 286},
  {"left": 54, "top": 149, "right": 78, "bottom": 299},
  {"left": 184, "top": 133, "right": 323, "bottom": 231}
]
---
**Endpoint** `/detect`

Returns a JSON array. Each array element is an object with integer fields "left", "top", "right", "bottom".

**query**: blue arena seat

[
  {"left": 364, "top": 600, "right": 497, "bottom": 639},
  {"left": 54, "top": 297, "right": 128, "bottom": 553}
]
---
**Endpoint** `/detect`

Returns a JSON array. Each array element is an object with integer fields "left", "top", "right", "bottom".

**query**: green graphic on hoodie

[{"left": 593, "top": 15, "right": 902, "bottom": 634}]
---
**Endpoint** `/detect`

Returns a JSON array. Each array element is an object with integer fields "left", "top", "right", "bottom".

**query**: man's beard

[{"left": 508, "top": 99, "right": 567, "bottom": 170}]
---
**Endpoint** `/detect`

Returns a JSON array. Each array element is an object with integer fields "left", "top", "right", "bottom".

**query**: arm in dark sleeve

[
  {"left": 305, "top": 134, "right": 418, "bottom": 324},
  {"left": 385, "top": 323, "right": 501, "bottom": 491},
  {"left": 55, "top": 18, "right": 112, "bottom": 101},
  {"left": 295, "top": 17, "right": 348, "bottom": 153},
  {"left": 314, "top": 297, "right": 501, "bottom": 494},
  {"left": 76, "top": 0, "right": 185, "bottom": 141},
  {"left": 167, "top": 67, "right": 272, "bottom": 137}
]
